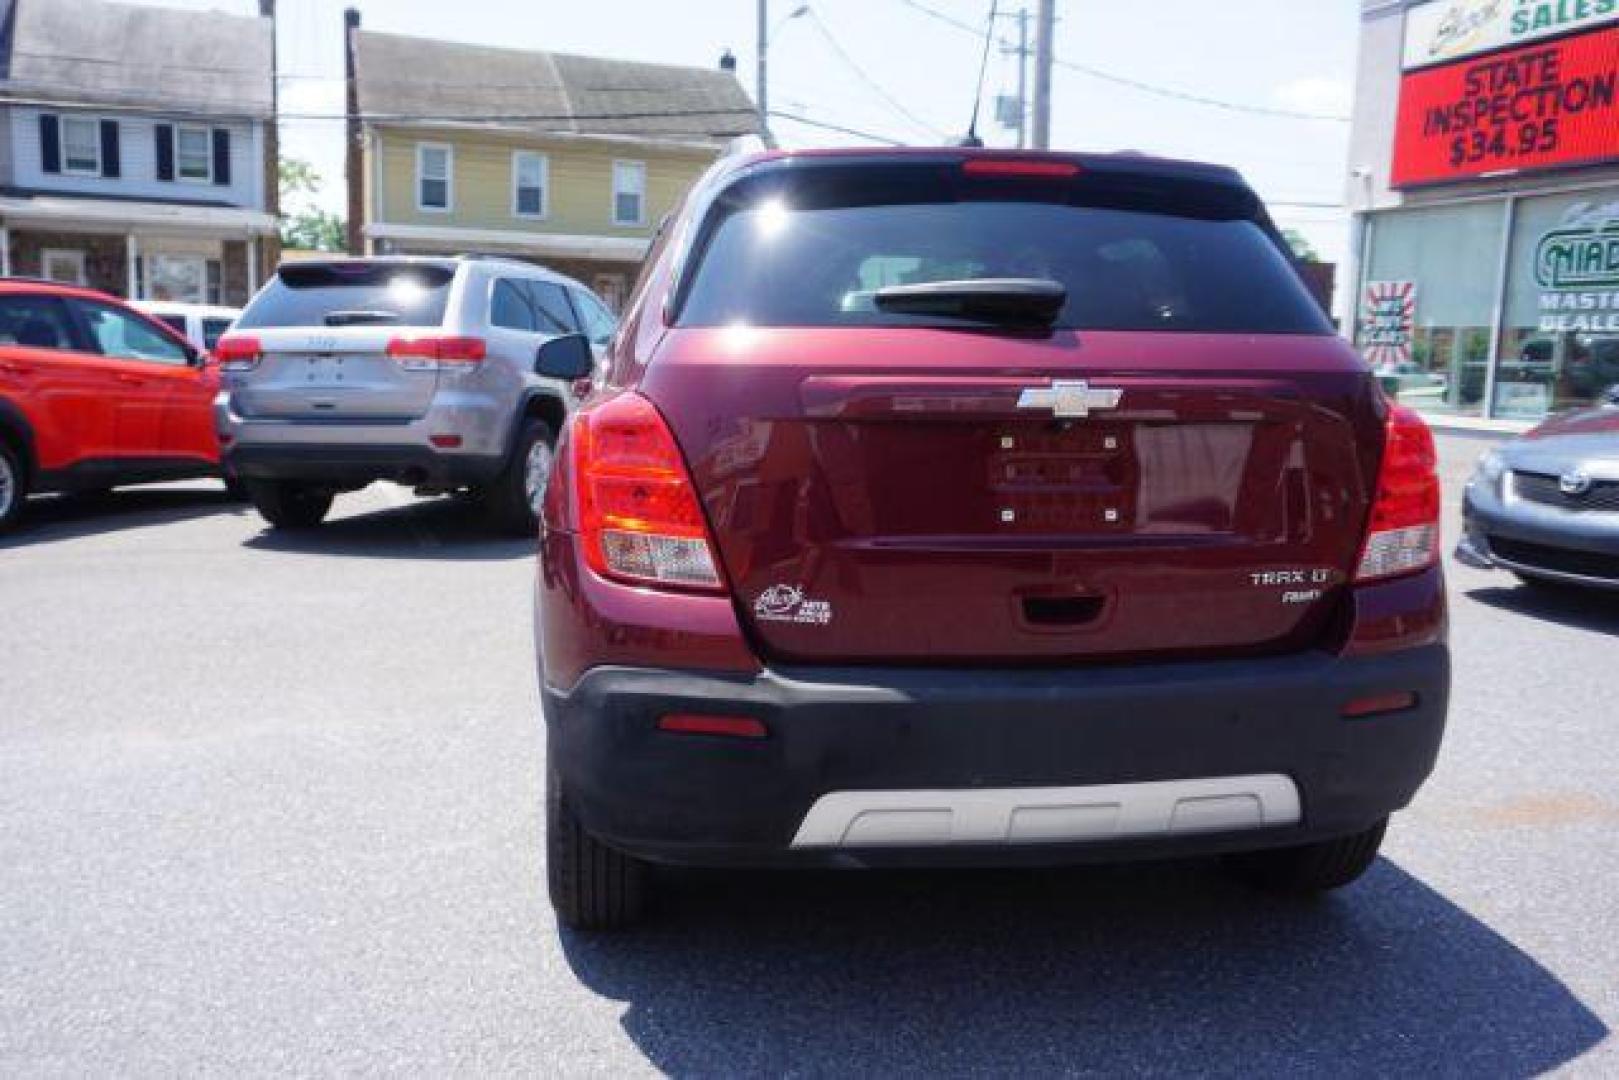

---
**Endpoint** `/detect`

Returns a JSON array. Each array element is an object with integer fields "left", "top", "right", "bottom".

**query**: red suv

[
  {"left": 536, "top": 150, "right": 1449, "bottom": 929},
  {"left": 0, "top": 280, "right": 225, "bottom": 533}
]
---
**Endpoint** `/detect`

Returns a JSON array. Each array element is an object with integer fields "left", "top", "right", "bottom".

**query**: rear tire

[
  {"left": 546, "top": 765, "right": 649, "bottom": 931},
  {"left": 0, "top": 441, "right": 26, "bottom": 534},
  {"left": 1224, "top": 818, "right": 1387, "bottom": 894},
  {"left": 246, "top": 479, "right": 333, "bottom": 530},
  {"left": 487, "top": 417, "right": 555, "bottom": 537}
]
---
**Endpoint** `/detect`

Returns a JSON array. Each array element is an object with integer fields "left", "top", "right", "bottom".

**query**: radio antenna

[{"left": 961, "top": 0, "right": 999, "bottom": 146}]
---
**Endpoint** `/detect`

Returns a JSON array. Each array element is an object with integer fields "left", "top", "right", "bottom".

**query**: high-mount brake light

[
  {"left": 961, "top": 158, "right": 1081, "bottom": 178},
  {"left": 570, "top": 393, "right": 722, "bottom": 591},
  {"left": 385, "top": 335, "right": 486, "bottom": 370},
  {"left": 213, "top": 335, "right": 263, "bottom": 371},
  {"left": 1355, "top": 403, "right": 1441, "bottom": 582}
]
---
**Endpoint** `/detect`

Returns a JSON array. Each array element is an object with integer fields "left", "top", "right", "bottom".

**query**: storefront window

[
  {"left": 1361, "top": 201, "right": 1506, "bottom": 417},
  {"left": 1497, "top": 188, "right": 1619, "bottom": 421}
]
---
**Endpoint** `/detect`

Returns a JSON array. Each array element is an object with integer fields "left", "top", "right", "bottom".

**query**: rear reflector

[
  {"left": 962, "top": 158, "right": 1081, "bottom": 178},
  {"left": 429, "top": 434, "right": 463, "bottom": 449},
  {"left": 657, "top": 714, "right": 768, "bottom": 739},
  {"left": 1341, "top": 691, "right": 1418, "bottom": 719},
  {"left": 1355, "top": 403, "right": 1440, "bottom": 582},
  {"left": 214, "top": 335, "right": 262, "bottom": 371},
  {"left": 386, "top": 335, "right": 486, "bottom": 369},
  {"left": 570, "top": 393, "right": 722, "bottom": 591}
]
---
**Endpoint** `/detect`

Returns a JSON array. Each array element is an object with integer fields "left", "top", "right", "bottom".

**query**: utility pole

[
  {"left": 1031, "top": 0, "right": 1054, "bottom": 149},
  {"left": 259, "top": 0, "right": 280, "bottom": 273},
  {"left": 343, "top": 7, "right": 363, "bottom": 256},
  {"left": 756, "top": 0, "right": 770, "bottom": 144},
  {"left": 1013, "top": 8, "right": 1029, "bottom": 148}
]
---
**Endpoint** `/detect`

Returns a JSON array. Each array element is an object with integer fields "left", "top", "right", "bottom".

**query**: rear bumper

[
  {"left": 224, "top": 442, "right": 503, "bottom": 487},
  {"left": 542, "top": 644, "right": 1450, "bottom": 868},
  {"left": 215, "top": 390, "right": 509, "bottom": 488}
]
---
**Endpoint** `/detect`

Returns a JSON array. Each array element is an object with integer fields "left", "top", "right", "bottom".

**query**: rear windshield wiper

[
  {"left": 323, "top": 309, "right": 401, "bottom": 326},
  {"left": 873, "top": 278, "right": 1066, "bottom": 327}
]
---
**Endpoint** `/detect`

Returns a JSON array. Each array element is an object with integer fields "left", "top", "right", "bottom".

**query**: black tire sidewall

[
  {"left": 0, "top": 441, "right": 25, "bottom": 531},
  {"left": 246, "top": 478, "right": 333, "bottom": 529},
  {"left": 494, "top": 418, "right": 556, "bottom": 535}
]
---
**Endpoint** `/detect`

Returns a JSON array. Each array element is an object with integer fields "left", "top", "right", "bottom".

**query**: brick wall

[
  {"left": 221, "top": 240, "right": 250, "bottom": 306},
  {"left": 9, "top": 231, "right": 129, "bottom": 296}
]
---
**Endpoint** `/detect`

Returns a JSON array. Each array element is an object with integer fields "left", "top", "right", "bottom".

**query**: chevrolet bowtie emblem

[{"left": 1016, "top": 380, "right": 1124, "bottom": 419}]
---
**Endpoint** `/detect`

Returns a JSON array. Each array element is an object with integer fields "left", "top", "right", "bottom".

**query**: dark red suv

[
  {"left": 537, "top": 149, "right": 1449, "bottom": 929},
  {"left": 0, "top": 280, "right": 228, "bottom": 533}
]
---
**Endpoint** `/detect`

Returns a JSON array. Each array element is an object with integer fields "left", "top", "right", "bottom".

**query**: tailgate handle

[{"left": 1021, "top": 593, "right": 1106, "bottom": 628}]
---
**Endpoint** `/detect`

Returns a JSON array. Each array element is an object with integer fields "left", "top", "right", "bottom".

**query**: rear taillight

[
  {"left": 386, "top": 335, "right": 486, "bottom": 371},
  {"left": 570, "top": 393, "right": 722, "bottom": 591},
  {"left": 214, "top": 335, "right": 262, "bottom": 372},
  {"left": 1355, "top": 403, "right": 1440, "bottom": 582}
]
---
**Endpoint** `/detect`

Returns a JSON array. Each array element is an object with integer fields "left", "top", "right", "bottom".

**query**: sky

[{"left": 128, "top": 0, "right": 1359, "bottom": 285}]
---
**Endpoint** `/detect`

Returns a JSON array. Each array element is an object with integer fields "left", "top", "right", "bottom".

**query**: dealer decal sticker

[{"left": 754, "top": 584, "right": 833, "bottom": 626}]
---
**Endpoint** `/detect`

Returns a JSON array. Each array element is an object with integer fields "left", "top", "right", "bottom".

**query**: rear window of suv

[
  {"left": 677, "top": 161, "right": 1330, "bottom": 335},
  {"left": 236, "top": 263, "right": 454, "bottom": 329}
]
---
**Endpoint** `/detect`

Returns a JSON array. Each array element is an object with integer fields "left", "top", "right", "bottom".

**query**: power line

[
  {"left": 1052, "top": 56, "right": 1350, "bottom": 123},
  {"left": 802, "top": 11, "right": 944, "bottom": 139},
  {"left": 891, "top": 0, "right": 1350, "bottom": 123},
  {"left": 769, "top": 109, "right": 907, "bottom": 146}
]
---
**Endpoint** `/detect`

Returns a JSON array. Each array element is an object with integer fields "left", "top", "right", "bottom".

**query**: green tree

[
  {"left": 278, "top": 158, "right": 346, "bottom": 252},
  {"left": 1281, "top": 227, "right": 1320, "bottom": 263}
]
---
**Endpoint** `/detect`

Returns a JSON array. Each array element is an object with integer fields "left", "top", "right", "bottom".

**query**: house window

[
  {"left": 513, "top": 151, "right": 548, "bottom": 218},
  {"left": 61, "top": 117, "right": 101, "bottom": 175},
  {"left": 176, "top": 126, "right": 212, "bottom": 183},
  {"left": 144, "top": 254, "right": 211, "bottom": 304},
  {"left": 41, "top": 249, "right": 86, "bottom": 285},
  {"left": 612, "top": 161, "right": 646, "bottom": 226},
  {"left": 418, "top": 143, "right": 452, "bottom": 211}
]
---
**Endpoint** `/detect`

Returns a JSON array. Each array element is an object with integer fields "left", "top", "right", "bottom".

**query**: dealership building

[{"left": 1347, "top": 0, "right": 1619, "bottom": 423}]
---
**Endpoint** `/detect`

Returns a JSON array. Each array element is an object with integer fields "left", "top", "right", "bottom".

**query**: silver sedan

[{"left": 1457, "top": 389, "right": 1619, "bottom": 591}]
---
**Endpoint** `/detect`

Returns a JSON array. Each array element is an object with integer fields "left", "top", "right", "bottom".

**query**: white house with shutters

[{"left": 0, "top": 0, "right": 276, "bottom": 306}]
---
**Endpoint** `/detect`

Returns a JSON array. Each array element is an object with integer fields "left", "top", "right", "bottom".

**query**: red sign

[{"left": 1392, "top": 22, "right": 1619, "bottom": 188}]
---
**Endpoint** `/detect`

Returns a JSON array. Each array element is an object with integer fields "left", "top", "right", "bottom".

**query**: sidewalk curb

[{"left": 1421, "top": 415, "right": 1534, "bottom": 437}]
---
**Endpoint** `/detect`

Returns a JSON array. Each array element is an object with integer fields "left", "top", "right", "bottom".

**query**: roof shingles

[
  {"left": 0, "top": 0, "right": 271, "bottom": 117},
  {"left": 355, "top": 31, "right": 756, "bottom": 142}
]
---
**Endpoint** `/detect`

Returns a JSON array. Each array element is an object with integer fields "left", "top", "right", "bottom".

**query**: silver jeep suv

[{"left": 214, "top": 256, "right": 613, "bottom": 533}]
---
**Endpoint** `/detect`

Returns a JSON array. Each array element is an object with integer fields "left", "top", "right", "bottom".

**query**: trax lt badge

[{"left": 1017, "top": 380, "right": 1124, "bottom": 419}]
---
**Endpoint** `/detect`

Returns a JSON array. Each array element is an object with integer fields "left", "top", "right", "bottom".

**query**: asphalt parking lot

[{"left": 2, "top": 430, "right": 1616, "bottom": 1075}]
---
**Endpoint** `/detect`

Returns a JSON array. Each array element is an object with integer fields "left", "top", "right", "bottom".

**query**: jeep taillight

[
  {"left": 1355, "top": 403, "right": 1440, "bottom": 582},
  {"left": 385, "top": 335, "right": 486, "bottom": 370},
  {"left": 214, "top": 335, "right": 262, "bottom": 372},
  {"left": 569, "top": 393, "right": 722, "bottom": 591}
]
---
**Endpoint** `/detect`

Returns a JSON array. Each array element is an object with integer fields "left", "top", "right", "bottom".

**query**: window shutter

[
  {"left": 100, "top": 120, "right": 121, "bottom": 178},
  {"left": 211, "top": 129, "right": 230, "bottom": 186},
  {"left": 40, "top": 114, "right": 61, "bottom": 173},
  {"left": 155, "top": 124, "right": 175, "bottom": 181}
]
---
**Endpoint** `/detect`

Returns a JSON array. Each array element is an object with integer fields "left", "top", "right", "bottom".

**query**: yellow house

[{"left": 353, "top": 29, "right": 755, "bottom": 311}]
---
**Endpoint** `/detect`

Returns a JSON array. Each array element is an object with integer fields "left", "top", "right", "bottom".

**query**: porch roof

[
  {"left": 365, "top": 221, "right": 649, "bottom": 263},
  {"left": 0, "top": 191, "right": 277, "bottom": 236}
]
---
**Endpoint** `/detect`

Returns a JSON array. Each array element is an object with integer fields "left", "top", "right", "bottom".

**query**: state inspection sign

[{"left": 1392, "top": 19, "right": 1619, "bottom": 187}]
